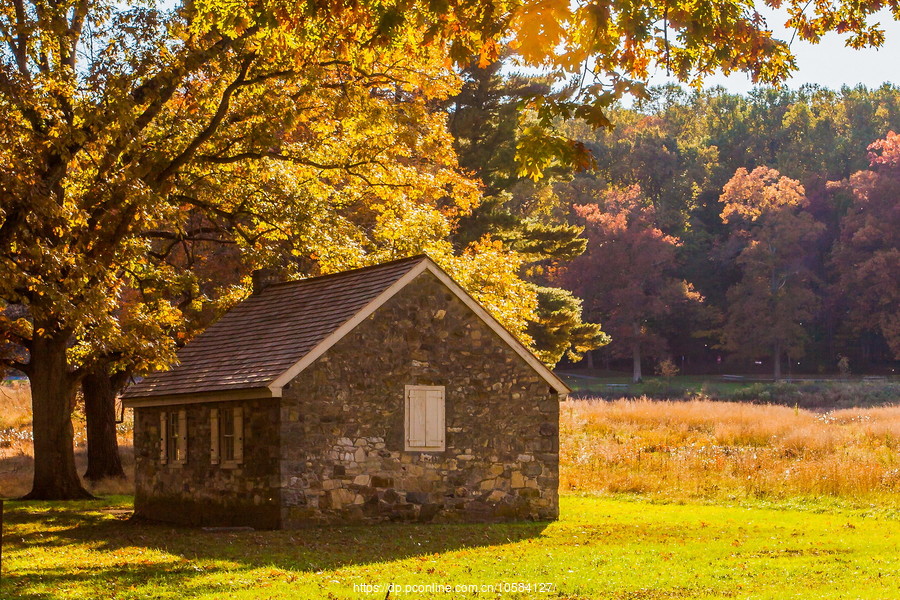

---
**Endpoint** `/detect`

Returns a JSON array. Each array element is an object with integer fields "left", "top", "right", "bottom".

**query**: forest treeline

[{"left": 448, "top": 68, "right": 900, "bottom": 380}]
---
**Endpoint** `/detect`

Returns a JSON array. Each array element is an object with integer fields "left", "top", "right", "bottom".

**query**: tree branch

[
  {"left": 199, "top": 150, "right": 375, "bottom": 172},
  {"left": 11, "top": 0, "right": 32, "bottom": 80},
  {"left": 153, "top": 56, "right": 256, "bottom": 184},
  {"left": 65, "top": 0, "right": 89, "bottom": 70}
]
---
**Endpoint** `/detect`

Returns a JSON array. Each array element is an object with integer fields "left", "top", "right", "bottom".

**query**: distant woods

[{"left": 448, "top": 72, "right": 900, "bottom": 378}]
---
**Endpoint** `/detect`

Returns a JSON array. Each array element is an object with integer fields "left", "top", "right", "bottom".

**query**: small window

[
  {"left": 160, "top": 409, "right": 187, "bottom": 465},
  {"left": 405, "top": 385, "right": 445, "bottom": 451},
  {"left": 210, "top": 406, "right": 243, "bottom": 466}
]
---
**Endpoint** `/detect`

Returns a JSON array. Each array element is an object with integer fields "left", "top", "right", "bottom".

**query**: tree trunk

[
  {"left": 632, "top": 345, "right": 643, "bottom": 383},
  {"left": 586, "top": 350, "right": 594, "bottom": 371},
  {"left": 773, "top": 342, "right": 782, "bottom": 381},
  {"left": 82, "top": 368, "right": 126, "bottom": 481},
  {"left": 632, "top": 322, "right": 642, "bottom": 383},
  {"left": 24, "top": 330, "right": 92, "bottom": 499}
]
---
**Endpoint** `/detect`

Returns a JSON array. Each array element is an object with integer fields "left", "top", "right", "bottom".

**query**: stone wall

[
  {"left": 279, "top": 270, "right": 560, "bottom": 526},
  {"left": 133, "top": 398, "right": 281, "bottom": 528}
]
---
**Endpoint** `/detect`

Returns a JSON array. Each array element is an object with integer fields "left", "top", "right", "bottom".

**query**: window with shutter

[
  {"left": 162, "top": 409, "right": 188, "bottom": 466},
  {"left": 166, "top": 411, "right": 178, "bottom": 463},
  {"left": 233, "top": 407, "right": 244, "bottom": 463},
  {"left": 176, "top": 409, "right": 187, "bottom": 464},
  {"left": 405, "top": 385, "right": 445, "bottom": 451},
  {"left": 222, "top": 407, "right": 235, "bottom": 461},
  {"left": 215, "top": 406, "right": 244, "bottom": 467}
]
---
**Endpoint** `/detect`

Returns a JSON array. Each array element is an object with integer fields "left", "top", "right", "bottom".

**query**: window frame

[
  {"left": 210, "top": 405, "right": 244, "bottom": 467},
  {"left": 404, "top": 385, "right": 446, "bottom": 452},
  {"left": 160, "top": 409, "right": 187, "bottom": 466}
]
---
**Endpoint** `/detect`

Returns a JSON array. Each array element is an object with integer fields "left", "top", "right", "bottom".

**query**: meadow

[
  {"left": 2, "top": 382, "right": 900, "bottom": 599},
  {"left": 560, "top": 397, "right": 900, "bottom": 502}
]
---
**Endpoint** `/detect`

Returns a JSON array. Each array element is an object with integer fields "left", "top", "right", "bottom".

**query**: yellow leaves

[
  {"left": 510, "top": 0, "right": 572, "bottom": 65},
  {"left": 370, "top": 197, "right": 452, "bottom": 257},
  {"left": 720, "top": 166, "right": 807, "bottom": 224},
  {"left": 436, "top": 239, "right": 539, "bottom": 346}
]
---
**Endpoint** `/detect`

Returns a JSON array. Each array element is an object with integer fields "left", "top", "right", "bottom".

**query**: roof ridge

[{"left": 259, "top": 254, "right": 429, "bottom": 292}]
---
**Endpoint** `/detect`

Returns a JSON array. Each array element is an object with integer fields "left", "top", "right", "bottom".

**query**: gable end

[{"left": 268, "top": 258, "right": 570, "bottom": 397}]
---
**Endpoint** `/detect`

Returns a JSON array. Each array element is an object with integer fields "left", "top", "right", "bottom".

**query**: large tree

[
  {"left": 558, "top": 185, "right": 702, "bottom": 382},
  {"left": 831, "top": 132, "right": 900, "bottom": 359},
  {"left": 0, "top": 0, "right": 495, "bottom": 499},
  {"left": 719, "top": 167, "right": 824, "bottom": 379}
]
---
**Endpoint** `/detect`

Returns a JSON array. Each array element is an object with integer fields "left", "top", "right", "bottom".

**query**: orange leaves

[
  {"left": 718, "top": 166, "right": 823, "bottom": 367},
  {"left": 832, "top": 132, "right": 900, "bottom": 358},
  {"left": 477, "top": 38, "right": 500, "bottom": 68},
  {"left": 782, "top": 0, "right": 894, "bottom": 49},
  {"left": 510, "top": 0, "right": 572, "bottom": 65},
  {"left": 867, "top": 130, "right": 900, "bottom": 168},
  {"left": 720, "top": 166, "right": 807, "bottom": 224},
  {"left": 559, "top": 184, "right": 695, "bottom": 365}
]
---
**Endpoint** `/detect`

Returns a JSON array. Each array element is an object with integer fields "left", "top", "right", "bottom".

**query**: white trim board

[{"left": 268, "top": 257, "right": 570, "bottom": 397}]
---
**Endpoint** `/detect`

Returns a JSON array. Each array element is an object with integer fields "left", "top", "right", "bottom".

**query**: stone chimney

[{"left": 251, "top": 268, "right": 278, "bottom": 295}]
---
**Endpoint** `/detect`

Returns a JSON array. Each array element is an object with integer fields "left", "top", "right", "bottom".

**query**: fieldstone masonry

[
  {"left": 279, "top": 271, "right": 559, "bottom": 525},
  {"left": 133, "top": 398, "right": 281, "bottom": 528},
  {"left": 132, "top": 269, "right": 560, "bottom": 528}
]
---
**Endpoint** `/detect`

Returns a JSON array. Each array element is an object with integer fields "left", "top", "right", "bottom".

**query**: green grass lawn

[{"left": 4, "top": 495, "right": 900, "bottom": 599}]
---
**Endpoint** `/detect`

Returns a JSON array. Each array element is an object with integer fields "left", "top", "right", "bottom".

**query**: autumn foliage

[
  {"left": 719, "top": 167, "right": 824, "bottom": 379},
  {"left": 556, "top": 185, "right": 701, "bottom": 382},
  {"left": 832, "top": 132, "right": 900, "bottom": 357},
  {"left": 2, "top": 0, "right": 899, "bottom": 499}
]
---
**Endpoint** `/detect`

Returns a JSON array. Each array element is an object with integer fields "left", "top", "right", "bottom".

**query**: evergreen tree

[{"left": 446, "top": 60, "right": 608, "bottom": 366}]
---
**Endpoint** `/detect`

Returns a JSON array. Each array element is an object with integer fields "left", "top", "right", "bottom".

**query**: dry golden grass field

[
  {"left": 561, "top": 397, "right": 900, "bottom": 502},
  {"left": 4, "top": 383, "right": 900, "bottom": 599}
]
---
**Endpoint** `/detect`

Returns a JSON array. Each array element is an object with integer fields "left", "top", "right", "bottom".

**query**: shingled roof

[{"left": 122, "top": 255, "right": 569, "bottom": 404}]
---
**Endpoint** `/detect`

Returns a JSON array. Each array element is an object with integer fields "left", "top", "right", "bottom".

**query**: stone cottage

[{"left": 122, "top": 255, "right": 569, "bottom": 528}]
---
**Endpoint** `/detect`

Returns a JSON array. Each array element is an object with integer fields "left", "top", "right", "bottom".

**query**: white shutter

[
  {"left": 425, "top": 388, "right": 445, "bottom": 448},
  {"left": 210, "top": 408, "right": 219, "bottom": 465},
  {"left": 405, "top": 386, "right": 445, "bottom": 450},
  {"left": 159, "top": 411, "right": 168, "bottom": 464},
  {"left": 407, "top": 388, "right": 427, "bottom": 448},
  {"left": 233, "top": 407, "right": 244, "bottom": 464},
  {"left": 177, "top": 409, "right": 187, "bottom": 463}
]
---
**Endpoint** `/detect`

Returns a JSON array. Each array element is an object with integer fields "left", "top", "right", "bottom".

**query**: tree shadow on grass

[{"left": 1, "top": 498, "right": 550, "bottom": 599}]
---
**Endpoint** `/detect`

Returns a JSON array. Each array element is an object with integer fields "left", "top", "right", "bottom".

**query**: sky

[{"left": 646, "top": 6, "right": 900, "bottom": 93}]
